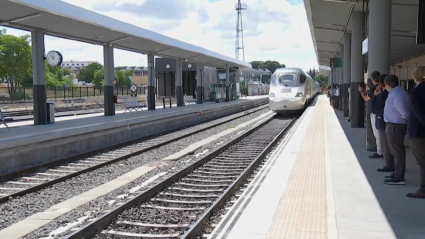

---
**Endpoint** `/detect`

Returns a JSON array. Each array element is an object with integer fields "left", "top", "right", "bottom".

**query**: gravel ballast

[{"left": 0, "top": 108, "right": 270, "bottom": 237}]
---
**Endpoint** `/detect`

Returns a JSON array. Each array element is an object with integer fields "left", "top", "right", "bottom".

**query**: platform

[
  {"left": 0, "top": 96, "right": 268, "bottom": 174},
  {"left": 209, "top": 95, "right": 425, "bottom": 239}
]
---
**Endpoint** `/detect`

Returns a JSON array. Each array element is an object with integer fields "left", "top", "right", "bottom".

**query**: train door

[
  {"left": 157, "top": 72, "right": 175, "bottom": 97},
  {"left": 183, "top": 71, "right": 196, "bottom": 98}
]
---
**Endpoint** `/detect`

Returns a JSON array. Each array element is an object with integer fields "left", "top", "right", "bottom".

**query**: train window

[
  {"left": 278, "top": 74, "right": 295, "bottom": 84},
  {"left": 300, "top": 74, "right": 306, "bottom": 84}
]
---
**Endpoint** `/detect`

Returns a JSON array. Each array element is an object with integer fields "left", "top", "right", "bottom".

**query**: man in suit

[{"left": 406, "top": 67, "right": 425, "bottom": 198}]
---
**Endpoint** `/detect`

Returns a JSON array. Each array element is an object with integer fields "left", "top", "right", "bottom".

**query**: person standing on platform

[
  {"left": 371, "top": 74, "right": 394, "bottom": 174},
  {"left": 348, "top": 85, "right": 351, "bottom": 122},
  {"left": 358, "top": 71, "right": 383, "bottom": 159},
  {"left": 406, "top": 67, "right": 425, "bottom": 198},
  {"left": 383, "top": 75, "right": 410, "bottom": 185},
  {"left": 334, "top": 84, "right": 340, "bottom": 109}
]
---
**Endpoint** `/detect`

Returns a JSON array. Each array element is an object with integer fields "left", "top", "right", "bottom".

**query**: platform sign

[
  {"left": 330, "top": 58, "right": 342, "bottom": 68},
  {"left": 130, "top": 84, "right": 138, "bottom": 92}
]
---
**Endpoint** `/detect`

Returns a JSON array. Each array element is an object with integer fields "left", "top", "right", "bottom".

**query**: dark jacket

[
  {"left": 371, "top": 89, "right": 388, "bottom": 130},
  {"left": 408, "top": 83, "right": 425, "bottom": 138}
]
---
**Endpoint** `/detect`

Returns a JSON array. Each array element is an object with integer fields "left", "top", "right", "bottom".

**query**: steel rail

[
  {"left": 65, "top": 115, "right": 295, "bottom": 239},
  {"left": 181, "top": 117, "right": 296, "bottom": 238},
  {"left": 0, "top": 103, "right": 268, "bottom": 204}
]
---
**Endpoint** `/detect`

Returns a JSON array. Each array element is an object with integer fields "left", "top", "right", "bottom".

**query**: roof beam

[
  {"left": 315, "top": 27, "right": 346, "bottom": 33},
  {"left": 10, "top": 13, "right": 41, "bottom": 23},
  {"left": 317, "top": 41, "right": 340, "bottom": 45},
  {"left": 392, "top": 34, "right": 416, "bottom": 39},
  {"left": 109, "top": 36, "right": 130, "bottom": 44},
  {"left": 393, "top": 3, "right": 418, "bottom": 7},
  {"left": 154, "top": 48, "right": 172, "bottom": 54},
  {"left": 318, "top": 50, "right": 335, "bottom": 54},
  {"left": 319, "top": 0, "right": 356, "bottom": 4}
]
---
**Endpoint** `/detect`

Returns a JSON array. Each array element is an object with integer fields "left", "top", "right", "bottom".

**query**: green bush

[{"left": 11, "top": 91, "right": 32, "bottom": 100}]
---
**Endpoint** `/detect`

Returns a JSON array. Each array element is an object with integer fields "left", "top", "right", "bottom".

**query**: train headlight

[
  {"left": 269, "top": 93, "right": 275, "bottom": 98},
  {"left": 295, "top": 92, "right": 303, "bottom": 97}
]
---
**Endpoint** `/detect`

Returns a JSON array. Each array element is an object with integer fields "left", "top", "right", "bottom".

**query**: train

[{"left": 269, "top": 67, "right": 320, "bottom": 114}]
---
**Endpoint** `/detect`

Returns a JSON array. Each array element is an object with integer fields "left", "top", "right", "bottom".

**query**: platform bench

[
  {"left": 123, "top": 98, "right": 147, "bottom": 113},
  {"left": 184, "top": 95, "right": 197, "bottom": 104},
  {"left": 0, "top": 109, "right": 10, "bottom": 129}
]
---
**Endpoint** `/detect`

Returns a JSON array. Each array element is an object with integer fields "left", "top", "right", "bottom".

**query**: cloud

[
  {"left": 92, "top": 0, "right": 191, "bottom": 20},
  {"left": 198, "top": 8, "right": 209, "bottom": 23},
  {"left": 0, "top": 0, "right": 318, "bottom": 71}
]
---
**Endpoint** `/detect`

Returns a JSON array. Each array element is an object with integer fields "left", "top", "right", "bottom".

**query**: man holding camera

[{"left": 358, "top": 71, "right": 383, "bottom": 159}]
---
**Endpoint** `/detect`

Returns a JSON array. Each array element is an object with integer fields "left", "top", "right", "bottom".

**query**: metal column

[
  {"left": 103, "top": 45, "right": 115, "bottom": 116},
  {"left": 147, "top": 53, "right": 156, "bottom": 110},
  {"left": 225, "top": 64, "right": 230, "bottom": 102},
  {"left": 343, "top": 33, "right": 351, "bottom": 117},
  {"left": 196, "top": 64, "right": 204, "bottom": 104},
  {"left": 32, "top": 30, "right": 47, "bottom": 125},
  {"left": 366, "top": 0, "right": 391, "bottom": 151},
  {"left": 176, "top": 59, "right": 184, "bottom": 106},
  {"left": 350, "top": 11, "right": 365, "bottom": 128},
  {"left": 338, "top": 48, "right": 344, "bottom": 111}
]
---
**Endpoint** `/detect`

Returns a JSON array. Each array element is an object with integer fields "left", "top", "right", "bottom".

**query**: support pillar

[
  {"left": 103, "top": 45, "right": 115, "bottom": 116},
  {"left": 147, "top": 53, "right": 156, "bottom": 110},
  {"left": 196, "top": 64, "right": 204, "bottom": 104},
  {"left": 350, "top": 11, "right": 365, "bottom": 128},
  {"left": 225, "top": 64, "right": 230, "bottom": 102},
  {"left": 338, "top": 49, "right": 344, "bottom": 111},
  {"left": 176, "top": 59, "right": 184, "bottom": 106},
  {"left": 343, "top": 33, "right": 351, "bottom": 117},
  {"left": 32, "top": 30, "right": 47, "bottom": 125},
  {"left": 366, "top": 0, "right": 391, "bottom": 151}
]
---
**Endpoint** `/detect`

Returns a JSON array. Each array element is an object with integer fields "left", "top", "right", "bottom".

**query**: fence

[{"left": 0, "top": 86, "right": 149, "bottom": 102}]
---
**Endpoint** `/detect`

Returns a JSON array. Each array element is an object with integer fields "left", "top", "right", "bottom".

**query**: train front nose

[{"left": 269, "top": 97, "right": 304, "bottom": 111}]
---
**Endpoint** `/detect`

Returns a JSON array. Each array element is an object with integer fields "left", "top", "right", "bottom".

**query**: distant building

[{"left": 61, "top": 61, "right": 100, "bottom": 74}]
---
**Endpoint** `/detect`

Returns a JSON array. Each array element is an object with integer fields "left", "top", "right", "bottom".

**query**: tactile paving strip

[{"left": 267, "top": 100, "right": 328, "bottom": 239}]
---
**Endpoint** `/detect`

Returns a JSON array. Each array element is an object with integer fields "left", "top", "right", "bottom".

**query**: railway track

[
  {"left": 0, "top": 104, "right": 268, "bottom": 203},
  {"left": 65, "top": 116, "right": 295, "bottom": 239}
]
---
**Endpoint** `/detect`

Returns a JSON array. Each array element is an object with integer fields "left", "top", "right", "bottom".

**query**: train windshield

[{"left": 271, "top": 73, "right": 296, "bottom": 86}]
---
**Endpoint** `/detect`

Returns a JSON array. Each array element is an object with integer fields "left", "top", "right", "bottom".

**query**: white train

[{"left": 269, "top": 67, "right": 320, "bottom": 114}]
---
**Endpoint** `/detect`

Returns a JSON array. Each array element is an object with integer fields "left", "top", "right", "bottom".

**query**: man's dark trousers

[{"left": 386, "top": 123, "right": 407, "bottom": 180}]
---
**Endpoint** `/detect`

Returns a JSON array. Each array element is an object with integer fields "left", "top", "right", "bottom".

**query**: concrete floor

[{"left": 208, "top": 95, "right": 425, "bottom": 239}]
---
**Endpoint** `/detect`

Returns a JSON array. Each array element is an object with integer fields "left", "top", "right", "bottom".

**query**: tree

[
  {"left": 93, "top": 68, "right": 104, "bottom": 87},
  {"left": 45, "top": 64, "right": 73, "bottom": 87},
  {"left": 77, "top": 62, "right": 102, "bottom": 83},
  {"left": 314, "top": 75, "right": 329, "bottom": 88},
  {"left": 63, "top": 68, "right": 72, "bottom": 76},
  {"left": 249, "top": 60, "right": 285, "bottom": 73},
  {"left": 0, "top": 34, "right": 32, "bottom": 99},
  {"left": 115, "top": 69, "right": 132, "bottom": 87}
]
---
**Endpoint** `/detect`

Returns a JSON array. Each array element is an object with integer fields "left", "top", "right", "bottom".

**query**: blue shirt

[{"left": 384, "top": 86, "right": 410, "bottom": 124}]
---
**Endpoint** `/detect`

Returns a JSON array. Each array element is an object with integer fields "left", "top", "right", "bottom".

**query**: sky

[{"left": 0, "top": 0, "right": 318, "bottom": 71}]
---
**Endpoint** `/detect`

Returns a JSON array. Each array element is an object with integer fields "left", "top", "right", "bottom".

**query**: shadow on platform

[{"left": 332, "top": 108, "right": 425, "bottom": 238}]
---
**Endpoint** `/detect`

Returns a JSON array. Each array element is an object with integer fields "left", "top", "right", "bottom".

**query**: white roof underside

[
  {"left": 0, "top": 0, "right": 251, "bottom": 69},
  {"left": 304, "top": 0, "right": 424, "bottom": 67}
]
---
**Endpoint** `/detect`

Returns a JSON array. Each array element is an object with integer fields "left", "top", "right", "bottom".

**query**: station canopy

[
  {"left": 305, "top": 0, "right": 425, "bottom": 68},
  {"left": 0, "top": 0, "right": 252, "bottom": 69}
]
